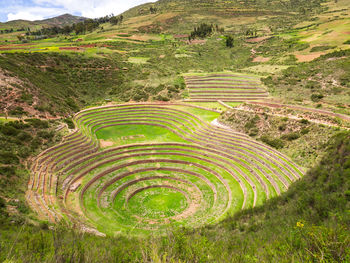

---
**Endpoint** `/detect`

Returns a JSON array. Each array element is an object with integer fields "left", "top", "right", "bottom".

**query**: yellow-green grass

[{"left": 127, "top": 56, "right": 150, "bottom": 64}]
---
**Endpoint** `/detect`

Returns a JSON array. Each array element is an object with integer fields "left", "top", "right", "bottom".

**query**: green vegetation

[
  {"left": 263, "top": 49, "right": 350, "bottom": 113},
  {"left": 25, "top": 104, "right": 302, "bottom": 236},
  {"left": 0, "top": 131, "right": 348, "bottom": 262},
  {"left": 0, "top": 0, "right": 350, "bottom": 261},
  {"left": 221, "top": 105, "right": 343, "bottom": 168},
  {"left": 0, "top": 119, "right": 62, "bottom": 224}
]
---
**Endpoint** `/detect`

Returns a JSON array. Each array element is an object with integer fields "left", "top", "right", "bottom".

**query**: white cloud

[
  {"left": 8, "top": 11, "right": 44, "bottom": 21},
  {"left": 6, "top": 6, "right": 68, "bottom": 21},
  {"left": 4, "top": 0, "right": 156, "bottom": 22},
  {"left": 33, "top": 0, "right": 156, "bottom": 18}
]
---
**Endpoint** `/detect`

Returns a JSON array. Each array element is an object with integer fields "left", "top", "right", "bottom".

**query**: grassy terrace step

[
  {"left": 27, "top": 103, "right": 303, "bottom": 236},
  {"left": 189, "top": 90, "right": 268, "bottom": 94},
  {"left": 184, "top": 72, "right": 268, "bottom": 102},
  {"left": 185, "top": 98, "right": 266, "bottom": 102},
  {"left": 190, "top": 95, "right": 268, "bottom": 98},
  {"left": 186, "top": 81, "right": 260, "bottom": 85},
  {"left": 73, "top": 106, "right": 300, "bottom": 185},
  {"left": 187, "top": 85, "right": 261, "bottom": 89},
  {"left": 184, "top": 74, "right": 259, "bottom": 80}
]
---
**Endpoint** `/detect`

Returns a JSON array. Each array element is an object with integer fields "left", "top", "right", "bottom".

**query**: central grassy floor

[{"left": 128, "top": 188, "right": 188, "bottom": 219}]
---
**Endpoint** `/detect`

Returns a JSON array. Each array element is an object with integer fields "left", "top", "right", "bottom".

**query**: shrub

[
  {"left": 305, "top": 81, "right": 321, "bottom": 90},
  {"left": 300, "top": 119, "right": 309, "bottom": 124},
  {"left": 0, "top": 151, "right": 19, "bottom": 164},
  {"left": 249, "top": 128, "right": 259, "bottom": 137},
  {"left": 311, "top": 93, "right": 324, "bottom": 102},
  {"left": 38, "top": 131, "right": 53, "bottom": 140},
  {"left": 17, "top": 131, "right": 32, "bottom": 142},
  {"left": 0, "top": 197, "right": 5, "bottom": 208},
  {"left": 64, "top": 118, "right": 75, "bottom": 129},
  {"left": 278, "top": 123, "right": 287, "bottom": 131},
  {"left": 9, "top": 106, "right": 27, "bottom": 116},
  {"left": 26, "top": 119, "right": 49, "bottom": 128},
  {"left": 260, "top": 135, "right": 285, "bottom": 149},
  {"left": 281, "top": 132, "right": 300, "bottom": 141},
  {"left": 0, "top": 125, "right": 19, "bottom": 136},
  {"left": 0, "top": 166, "right": 16, "bottom": 177},
  {"left": 244, "top": 115, "right": 260, "bottom": 131},
  {"left": 154, "top": 95, "right": 170, "bottom": 102},
  {"left": 310, "top": 46, "right": 335, "bottom": 52},
  {"left": 301, "top": 128, "right": 310, "bottom": 135}
]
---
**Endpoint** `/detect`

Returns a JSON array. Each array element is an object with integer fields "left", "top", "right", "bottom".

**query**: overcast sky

[{"left": 0, "top": 0, "right": 156, "bottom": 22}]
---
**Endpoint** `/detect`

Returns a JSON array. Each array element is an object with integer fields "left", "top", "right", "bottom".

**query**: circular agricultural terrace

[{"left": 26, "top": 103, "right": 303, "bottom": 236}]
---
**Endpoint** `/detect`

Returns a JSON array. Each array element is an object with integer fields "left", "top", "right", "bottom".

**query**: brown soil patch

[
  {"left": 59, "top": 47, "right": 83, "bottom": 51},
  {"left": 99, "top": 139, "right": 114, "bottom": 148},
  {"left": 174, "top": 34, "right": 189, "bottom": 39},
  {"left": 0, "top": 47, "right": 26, "bottom": 51},
  {"left": 0, "top": 68, "right": 47, "bottom": 117},
  {"left": 295, "top": 52, "right": 326, "bottom": 62},
  {"left": 79, "top": 44, "right": 96, "bottom": 48},
  {"left": 187, "top": 39, "right": 207, "bottom": 45},
  {"left": 253, "top": 56, "right": 271, "bottom": 62},
  {"left": 245, "top": 36, "right": 272, "bottom": 43}
]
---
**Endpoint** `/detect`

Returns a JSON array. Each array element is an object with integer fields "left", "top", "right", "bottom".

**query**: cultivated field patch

[{"left": 183, "top": 72, "right": 269, "bottom": 102}]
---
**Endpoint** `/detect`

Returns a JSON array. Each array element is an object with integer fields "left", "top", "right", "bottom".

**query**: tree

[
  {"left": 226, "top": 35, "right": 234, "bottom": 48},
  {"left": 150, "top": 7, "right": 157, "bottom": 14}
]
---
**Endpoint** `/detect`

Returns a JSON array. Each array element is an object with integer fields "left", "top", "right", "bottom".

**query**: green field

[
  {"left": 26, "top": 104, "right": 303, "bottom": 236},
  {"left": 0, "top": 0, "right": 350, "bottom": 261}
]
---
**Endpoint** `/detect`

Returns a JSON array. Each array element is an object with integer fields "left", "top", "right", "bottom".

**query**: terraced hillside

[
  {"left": 26, "top": 103, "right": 303, "bottom": 236},
  {"left": 184, "top": 73, "right": 269, "bottom": 102}
]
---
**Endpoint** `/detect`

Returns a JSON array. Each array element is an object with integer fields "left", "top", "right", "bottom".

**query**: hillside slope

[
  {"left": 0, "top": 14, "right": 87, "bottom": 30},
  {"left": 0, "top": 131, "right": 348, "bottom": 262}
]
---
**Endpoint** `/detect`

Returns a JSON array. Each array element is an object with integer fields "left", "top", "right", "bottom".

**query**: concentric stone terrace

[
  {"left": 26, "top": 103, "right": 303, "bottom": 236},
  {"left": 184, "top": 72, "right": 269, "bottom": 102}
]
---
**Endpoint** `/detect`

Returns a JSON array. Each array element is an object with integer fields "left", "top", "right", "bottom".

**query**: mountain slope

[
  {"left": 0, "top": 14, "right": 87, "bottom": 30},
  {"left": 40, "top": 14, "right": 87, "bottom": 26}
]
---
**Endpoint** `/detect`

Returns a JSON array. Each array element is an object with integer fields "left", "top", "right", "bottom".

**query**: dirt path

[
  {"left": 233, "top": 103, "right": 349, "bottom": 130},
  {"left": 250, "top": 101, "right": 350, "bottom": 123}
]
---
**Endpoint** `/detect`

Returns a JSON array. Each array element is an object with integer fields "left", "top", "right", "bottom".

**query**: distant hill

[
  {"left": 0, "top": 14, "right": 87, "bottom": 30},
  {"left": 40, "top": 13, "right": 87, "bottom": 26}
]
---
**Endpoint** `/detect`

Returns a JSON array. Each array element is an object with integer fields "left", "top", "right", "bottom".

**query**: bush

[
  {"left": 281, "top": 132, "right": 300, "bottom": 141},
  {"left": 305, "top": 81, "right": 321, "bottom": 90},
  {"left": 64, "top": 118, "right": 75, "bottom": 129},
  {"left": 9, "top": 106, "right": 26, "bottom": 116},
  {"left": 311, "top": 93, "right": 324, "bottom": 102},
  {"left": 300, "top": 119, "right": 309, "bottom": 124},
  {"left": 26, "top": 119, "right": 49, "bottom": 129},
  {"left": 0, "top": 166, "right": 16, "bottom": 177},
  {"left": 154, "top": 95, "right": 170, "bottom": 102},
  {"left": 0, "top": 125, "right": 19, "bottom": 136},
  {"left": 0, "top": 151, "right": 19, "bottom": 164},
  {"left": 17, "top": 131, "right": 32, "bottom": 142},
  {"left": 278, "top": 123, "right": 287, "bottom": 131},
  {"left": 260, "top": 135, "right": 285, "bottom": 149},
  {"left": 38, "top": 131, "right": 53, "bottom": 140},
  {"left": 0, "top": 197, "right": 5, "bottom": 208},
  {"left": 310, "top": 46, "right": 335, "bottom": 52},
  {"left": 301, "top": 128, "right": 310, "bottom": 135}
]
